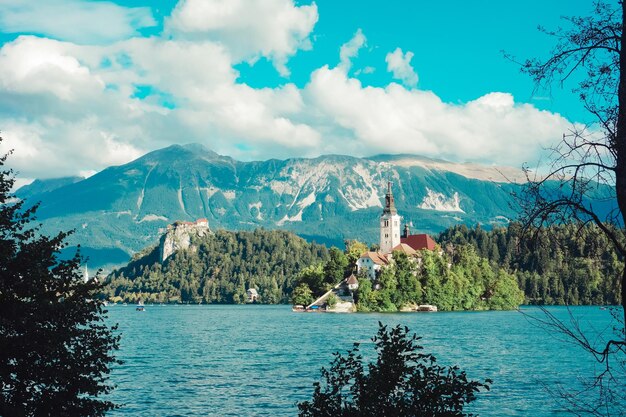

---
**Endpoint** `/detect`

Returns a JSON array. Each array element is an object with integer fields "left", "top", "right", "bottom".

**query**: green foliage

[
  {"left": 326, "top": 293, "right": 338, "bottom": 308},
  {"left": 105, "top": 228, "right": 329, "bottom": 304},
  {"left": 324, "top": 247, "right": 349, "bottom": 286},
  {"left": 392, "top": 252, "right": 422, "bottom": 308},
  {"left": 293, "top": 245, "right": 356, "bottom": 300},
  {"left": 298, "top": 323, "right": 491, "bottom": 417},
  {"left": 344, "top": 240, "right": 368, "bottom": 266},
  {"left": 297, "top": 263, "right": 326, "bottom": 295},
  {"left": 438, "top": 223, "right": 624, "bottom": 305},
  {"left": 292, "top": 283, "right": 314, "bottom": 306},
  {"left": 354, "top": 245, "right": 524, "bottom": 312},
  {"left": 0, "top": 148, "right": 120, "bottom": 416},
  {"left": 354, "top": 276, "right": 374, "bottom": 312}
]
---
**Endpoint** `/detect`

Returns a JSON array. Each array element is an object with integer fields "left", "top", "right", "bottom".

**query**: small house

[
  {"left": 246, "top": 288, "right": 259, "bottom": 303},
  {"left": 356, "top": 251, "right": 389, "bottom": 280},
  {"left": 346, "top": 274, "right": 359, "bottom": 291}
]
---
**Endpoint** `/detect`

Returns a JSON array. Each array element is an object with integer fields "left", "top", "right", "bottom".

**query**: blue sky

[{"left": 0, "top": 0, "right": 600, "bottom": 183}]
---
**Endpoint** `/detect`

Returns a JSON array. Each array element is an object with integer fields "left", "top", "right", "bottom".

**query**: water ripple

[{"left": 105, "top": 305, "right": 618, "bottom": 416}]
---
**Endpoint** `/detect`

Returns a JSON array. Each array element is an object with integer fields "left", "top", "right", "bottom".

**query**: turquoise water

[{"left": 105, "top": 305, "right": 620, "bottom": 416}]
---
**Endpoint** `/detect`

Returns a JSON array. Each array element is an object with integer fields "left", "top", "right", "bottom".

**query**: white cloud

[
  {"left": 338, "top": 29, "right": 366, "bottom": 73},
  {"left": 0, "top": 3, "right": 575, "bottom": 182},
  {"left": 355, "top": 66, "right": 376, "bottom": 75},
  {"left": 165, "top": 0, "right": 318, "bottom": 76},
  {"left": 0, "top": 0, "right": 156, "bottom": 44},
  {"left": 385, "top": 47, "right": 418, "bottom": 88},
  {"left": 0, "top": 35, "right": 321, "bottom": 176},
  {"left": 305, "top": 66, "right": 571, "bottom": 165}
]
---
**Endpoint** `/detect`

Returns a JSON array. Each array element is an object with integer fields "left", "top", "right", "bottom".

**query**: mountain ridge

[{"left": 17, "top": 144, "right": 527, "bottom": 268}]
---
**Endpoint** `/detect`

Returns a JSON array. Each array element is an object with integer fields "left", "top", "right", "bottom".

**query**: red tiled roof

[
  {"left": 346, "top": 274, "right": 358, "bottom": 285},
  {"left": 401, "top": 234, "right": 436, "bottom": 251}
]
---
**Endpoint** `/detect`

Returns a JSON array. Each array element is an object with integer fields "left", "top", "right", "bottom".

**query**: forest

[
  {"left": 438, "top": 223, "right": 624, "bottom": 305},
  {"left": 104, "top": 229, "right": 329, "bottom": 304},
  {"left": 104, "top": 222, "right": 623, "bottom": 307}
]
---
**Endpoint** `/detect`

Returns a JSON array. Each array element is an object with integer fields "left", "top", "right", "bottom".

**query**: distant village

[{"left": 295, "top": 182, "right": 438, "bottom": 313}]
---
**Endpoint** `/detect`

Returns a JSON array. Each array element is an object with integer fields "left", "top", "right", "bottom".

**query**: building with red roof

[
  {"left": 356, "top": 183, "right": 437, "bottom": 280},
  {"left": 400, "top": 224, "right": 437, "bottom": 251}
]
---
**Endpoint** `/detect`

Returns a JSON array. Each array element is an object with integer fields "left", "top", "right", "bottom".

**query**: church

[{"left": 356, "top": 182, "right": 436, "bottom": 279}]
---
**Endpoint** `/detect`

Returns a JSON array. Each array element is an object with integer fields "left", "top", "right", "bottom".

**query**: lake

[{"left": 105, "top": 305, "right": 620, "bottom": 416}]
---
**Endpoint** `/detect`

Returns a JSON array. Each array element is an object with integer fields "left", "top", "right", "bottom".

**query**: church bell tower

[{"left": 380, "top": 181, "right": 401, "bottom": 254}]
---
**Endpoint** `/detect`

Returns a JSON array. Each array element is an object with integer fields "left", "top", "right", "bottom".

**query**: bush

[{"left": 298, "top": 323, "right": 491, "bottom": 417}]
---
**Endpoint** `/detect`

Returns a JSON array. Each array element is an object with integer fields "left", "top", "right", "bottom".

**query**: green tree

[
  {"left": 510, "top": 2, "right": 626, "bottom": 413},
  {"left": 107, "top": 228, "right": 329, "bottom": 304},
  {"left": 344, "top": 240, "right": 368, "bottom": 268},
  {"left": 391, "top": 251, "right": 421, "bottom": 308},
  {"left": 324, "top": 247, "right": 349, "bottom": 287},
  {"left": 292, "top": 283, "right": 314, "bottom": 306},
  {"left": 354, "top": 276, "right": 374, "bottom": 312},
  {"left": 514, "top": 0, "right": 626, "bottom": 325},
  {"left": 298, "top": 323, "right": 491, "bottom": 417},
  {"left": 297, "top": 263, "right": 326, "bottom": 296},
  {"left": 488, "top": 269, "right": 525, "bottom": 310},
  {"left": 0, "top": 147, "right": 121, "bottom": 416}
]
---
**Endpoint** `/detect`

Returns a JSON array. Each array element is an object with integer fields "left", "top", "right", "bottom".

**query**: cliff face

[{"left": 159, "top": 219, "right": 210, "bottom": 262}]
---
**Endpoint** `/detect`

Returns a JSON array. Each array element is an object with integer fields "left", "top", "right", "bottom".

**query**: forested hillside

[
  {"left": 105, "top": 221, "right": 623, "bottom": 306},
  {"left": 438, "top": 223, "right": 624, "bottom": 305},
  {"left": 104, "top": 229, "right": 329, "bottom": 303}
]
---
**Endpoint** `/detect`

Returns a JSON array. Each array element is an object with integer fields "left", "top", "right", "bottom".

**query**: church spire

[{"left": 383, "top": 181, "right": 397, "bottom": 215}]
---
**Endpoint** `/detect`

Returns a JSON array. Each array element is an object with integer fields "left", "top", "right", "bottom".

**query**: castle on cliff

[{"left": 159, "top": 218, "right": 210, "bottom": 262}]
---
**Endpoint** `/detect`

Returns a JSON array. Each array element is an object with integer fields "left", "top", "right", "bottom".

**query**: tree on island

[
  {"left": 298, "top": 323, "right": 491, "bottom": 417},
  {"left": 508, "top": 1, "right": 626, "bottom": 414},
  {"left": 0, "top": 144, "right": 121, "bottom": 416},
  {"left": 292, "top": 282, "right": 314, "bottom": 306}
]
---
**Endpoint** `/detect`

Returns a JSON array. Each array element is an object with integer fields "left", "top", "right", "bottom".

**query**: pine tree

[{"left": 0, "top": 146, "right": 121, "bottom": 416}]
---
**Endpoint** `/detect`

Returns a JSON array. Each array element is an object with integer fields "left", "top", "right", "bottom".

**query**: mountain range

[{"left": 17, "top": 144, "right": 526, "bottom": 268}]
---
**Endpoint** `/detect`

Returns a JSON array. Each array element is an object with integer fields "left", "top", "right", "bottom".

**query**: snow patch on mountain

[
  {"left": 248, "top": 202, "right": 263, "bottom": 220},
  {"left": 276, "top": 210, "right": 303, "bottom": 226},
  {"left": 347, "top": 165, "right": 384, "bottom": 210},
  {"left": 200, "top": 187, "right": 219, "bottom": 198},
  {"left": 298, "top": 192, "right": 316, "bottom": 209},
  {"left": 492, "top": 215, "right": 510, "bottom": 225},
  {"left": 419, "top": 188, "right": 464, "bottom": 212},
  {"left": 139, "top": 214, "right": 168, "bottom": 222},
  {"left": 270, "top": 181, "right": 295, "bottom": 196},
  {"left": 341, "top": 186, "right": 383, "bottom": 211},
  {"left": 137, "top": 189, "right": 144, "bottom": 210},
  {"left": 222, "top": 190, "right": 236, "bottom": 200}
]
